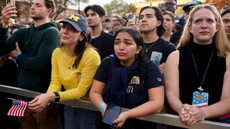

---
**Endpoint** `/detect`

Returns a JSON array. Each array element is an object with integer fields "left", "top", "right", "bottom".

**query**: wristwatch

[{"left": 53, "top": 92, "right": 60, "bottom": 102}]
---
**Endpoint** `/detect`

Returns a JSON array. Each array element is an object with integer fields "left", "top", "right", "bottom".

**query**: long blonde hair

[{"left": 177, "top": 4, "right": 230, "bottom": 58}]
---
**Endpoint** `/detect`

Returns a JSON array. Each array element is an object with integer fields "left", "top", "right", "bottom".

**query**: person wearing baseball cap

[
  {"left": 182, "top": 0, "right": 202, "bottom": 19},
  {"left": 29, "top": 14, "right": 101, "bottom": 129},
  {"left": 59, "top": 14, "right": 88, "bottom": 37}
]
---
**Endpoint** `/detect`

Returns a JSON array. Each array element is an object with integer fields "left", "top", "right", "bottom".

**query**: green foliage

[
  {"left": 0, "top": 0, "right": 89, "bottom": 20},
  {"left": 51, "top": 0, "right": 89, "bottom": 20},
  {"left": 104, "top": 0, "right": 137, "bottom": 18},
  {"left": 126, "top": 3, "right": 137, "bottom": 14},
  {"left": 50, "top": 0, "right": 73, "bottom": 19}
]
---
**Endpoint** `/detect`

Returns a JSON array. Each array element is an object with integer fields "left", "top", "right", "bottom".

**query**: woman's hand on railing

[
  {"left": 179, "top": 104, "right": 193, "bottom": 126},
  {"left": 185, "top": 104, "right": 205, "bottom": 123},
  {"left": 28, "top": 93, "right": 55, "bottom": 112},
  {"left": 179, "top": 104, "right": 205, "bottom": 126}
]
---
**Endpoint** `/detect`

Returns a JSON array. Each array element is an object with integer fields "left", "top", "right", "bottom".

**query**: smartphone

[
  {"left": 102, "top": 103, "right": 121, "bottom": 128},
  {"left": 128, "top": 14, "right": 137, "bottom": 25},
  {"left": 6, "top": 0, "right": 15, "bottom": 6}
]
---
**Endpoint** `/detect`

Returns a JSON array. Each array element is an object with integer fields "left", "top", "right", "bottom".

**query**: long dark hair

[
  {"left": 61, "top": 32, "right": 98, "bottom": 68},
  {"left": 113, "top": 27, "right": 147, "bottom": 92}
]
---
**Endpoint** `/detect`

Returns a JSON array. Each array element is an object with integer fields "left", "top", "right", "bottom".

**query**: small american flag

[{"left": 7, "top": 99, "right": 28, "bottom": 117}]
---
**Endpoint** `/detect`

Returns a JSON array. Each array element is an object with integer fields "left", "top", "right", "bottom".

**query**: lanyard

[{"left": 190, "top": 48, "right": 214, "bottom": 93}]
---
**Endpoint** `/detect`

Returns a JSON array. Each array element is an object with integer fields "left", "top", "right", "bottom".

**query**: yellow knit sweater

[{"left": 47, "top": 47, "right": 100, "bottom": 102}]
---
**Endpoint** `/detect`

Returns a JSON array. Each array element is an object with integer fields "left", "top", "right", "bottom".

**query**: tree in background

[
  {"left": 74, "top": 0, "right": 89, "bottom": 14},
  {"left": 206, "top": 0, "right": 230, "bottom": 10},
  {"left": 104, "top": 0, "right": 137, "bottom": 18},
  {"left": 1, "top": 0, "right": 89, "bottom": 21},
  {"left": 0, "top": 0, "right": 31, "bottom": 18},
  {"left": 51, "top": 0, "right": 89, "bottom": 20},
  {"left": 50, "top": 0, "right": 74, "bottom": 20},
  {"left": 14, "top": 0, "right": 74, "bottom": 20}
]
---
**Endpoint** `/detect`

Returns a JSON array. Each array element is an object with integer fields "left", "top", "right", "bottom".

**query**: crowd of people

[{"left": 0, "top": 0, "right": 230, "bottom": 129}]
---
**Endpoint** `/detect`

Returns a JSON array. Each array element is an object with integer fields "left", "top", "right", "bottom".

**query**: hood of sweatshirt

[
  {"left": 26, "top": 21, "right": 58, "bottom": 44},
  {"left": 30, "top": 20, "right": 58, "bottom": 30}
]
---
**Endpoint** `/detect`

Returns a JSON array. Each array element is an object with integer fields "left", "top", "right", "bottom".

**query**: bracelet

[
  {"left": 16, "top": 52, "right": 22, "bottom": 59},
  {"left": 99, "top": 102, "right": 106, "bottom": 112}
]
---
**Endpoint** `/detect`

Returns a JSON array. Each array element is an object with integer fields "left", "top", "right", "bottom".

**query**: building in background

[
  {"left": 132, "top": 0, "right": 206, "bottom": 16},
  {"left": 11, "top": 0, "right": 230, "bottom": 24},
  {"left": 52, "top": 9, "right": 83, "bottom": 21}
]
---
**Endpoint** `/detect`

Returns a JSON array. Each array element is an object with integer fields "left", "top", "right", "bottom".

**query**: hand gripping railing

[{"left": 1, "top": 84, "right": 230, "bottom": 129}]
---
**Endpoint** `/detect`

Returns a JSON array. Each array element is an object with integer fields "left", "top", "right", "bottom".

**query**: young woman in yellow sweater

[{"left": 28, "top": 14, "right": 101, "bottom": 129}]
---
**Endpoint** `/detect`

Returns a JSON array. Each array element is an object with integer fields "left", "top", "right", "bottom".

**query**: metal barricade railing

[{"left": 1, "top": 84, "right": 230, "bottom": 129}]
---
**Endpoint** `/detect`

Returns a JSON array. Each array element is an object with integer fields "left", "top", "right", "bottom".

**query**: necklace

[
  {"left": 190, "top": 48, "right": 214, "bottom": 94},
  {"left": 143, "top": 41, "right": 156, "bottom": 52}
]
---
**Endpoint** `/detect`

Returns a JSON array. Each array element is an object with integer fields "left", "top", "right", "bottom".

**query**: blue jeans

[{"left": 64, "top": 105, "right": 96, "bottom": 129}]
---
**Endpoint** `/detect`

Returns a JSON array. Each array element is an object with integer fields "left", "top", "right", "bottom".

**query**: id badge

[{"left": 192, "top": 91, "right": 209, "bottom": 108}]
